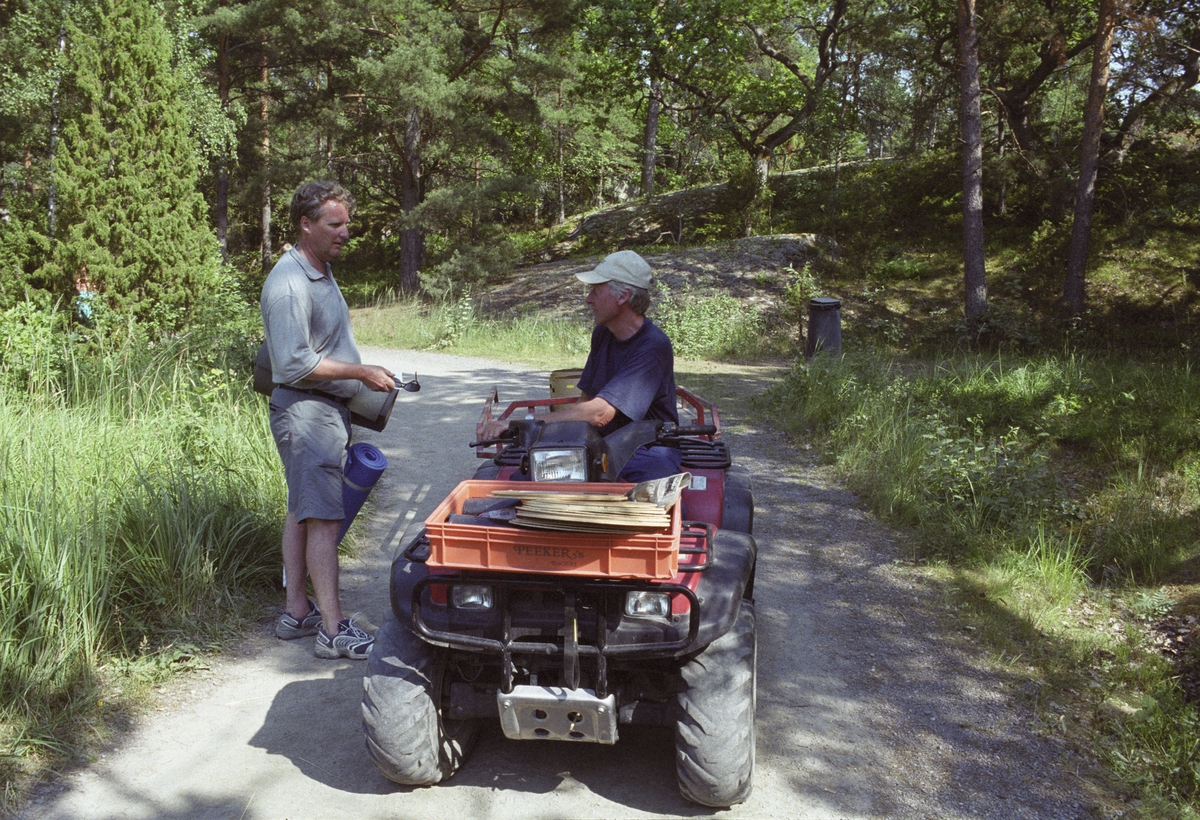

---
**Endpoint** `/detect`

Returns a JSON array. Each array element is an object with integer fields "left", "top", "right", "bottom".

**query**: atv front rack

[{"left": 411, "top": 575, "right": 702, "bottom": 698}]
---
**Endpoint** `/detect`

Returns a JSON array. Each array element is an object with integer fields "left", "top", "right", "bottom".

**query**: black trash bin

[{"left": 805, "top": 297, "right": 842, "bottom": 358}]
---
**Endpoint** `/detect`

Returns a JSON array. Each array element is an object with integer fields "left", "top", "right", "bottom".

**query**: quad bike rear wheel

[
  {"left": 362, "top": 619, "right": 478, "bottom": 785},
  {"left": 674, "top": 599, "right": 756, "bottom": 807}
]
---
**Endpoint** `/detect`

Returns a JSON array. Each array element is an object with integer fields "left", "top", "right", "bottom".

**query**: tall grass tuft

[
  {"left": 758, "top": 350, "right": 1200, "bottom": 575},
  {"left": 996, "top": 527, "right": 1090, "bottom": 629},
  {"left": 0, "top": 322, "right": 283, "bottom": 801}
]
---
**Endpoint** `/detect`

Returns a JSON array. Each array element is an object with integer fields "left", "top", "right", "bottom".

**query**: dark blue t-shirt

[{"left": 577, "top": 318, "right": 678, "bottom": 437}]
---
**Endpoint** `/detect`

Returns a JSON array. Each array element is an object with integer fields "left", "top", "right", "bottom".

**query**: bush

[
  {"left": 424, "top": 240, "right": 522, "bottom": 298},
  {"left": 653, "top": 287, "right": 765, "bottom": 359},
  {"left": 0, "top": 296, "right": 72, "bottom": 392}
]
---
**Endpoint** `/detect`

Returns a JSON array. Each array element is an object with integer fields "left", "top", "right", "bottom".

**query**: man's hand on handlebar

[{"left": 479, "top": 418, "right": 514, "bottom": 441}]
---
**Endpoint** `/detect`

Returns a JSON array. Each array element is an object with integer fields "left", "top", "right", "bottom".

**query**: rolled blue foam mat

[{"left": 338, "top": 442, "right": 388, "bottom": 544}]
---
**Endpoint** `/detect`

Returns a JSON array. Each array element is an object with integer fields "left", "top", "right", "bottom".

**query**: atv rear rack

[{"left": 403, "top": 521, "right": 716, "bottom": 575}]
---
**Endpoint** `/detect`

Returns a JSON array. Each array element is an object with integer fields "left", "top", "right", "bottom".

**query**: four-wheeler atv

[{"left": 361, "top": 385, "right": 757, "bottom": 807}]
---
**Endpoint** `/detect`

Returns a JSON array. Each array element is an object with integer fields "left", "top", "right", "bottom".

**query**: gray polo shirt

[{"left": 261, "top": 247, "right": 361, "bottom": 399}]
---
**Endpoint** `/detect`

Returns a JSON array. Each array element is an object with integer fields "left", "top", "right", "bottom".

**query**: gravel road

[{"left": 16, "top": 348, "right": 1111, "bottom": 820}]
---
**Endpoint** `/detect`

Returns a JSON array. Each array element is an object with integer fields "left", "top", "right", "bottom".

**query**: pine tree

[{"left": 49, "top": 0, "right": 222, "bottom": 334}]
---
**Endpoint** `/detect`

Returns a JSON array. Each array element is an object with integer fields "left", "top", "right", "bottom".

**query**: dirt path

[{"left": 17, "top": 349, "right": 1108, "bottom": 820}]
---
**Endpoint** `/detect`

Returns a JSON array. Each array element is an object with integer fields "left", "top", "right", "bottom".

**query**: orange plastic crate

[{"left": 424, "top": 480, "right": 681, "bottom": 579}]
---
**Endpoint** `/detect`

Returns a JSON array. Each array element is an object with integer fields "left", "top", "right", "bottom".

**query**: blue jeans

[{"left": 618, "top": 445, "right": 682, "bottom": 483}]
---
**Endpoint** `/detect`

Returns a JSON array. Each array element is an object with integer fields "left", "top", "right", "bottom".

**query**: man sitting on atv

[{"left": 487, "top": 250, "right": 682, "bottom": 482}]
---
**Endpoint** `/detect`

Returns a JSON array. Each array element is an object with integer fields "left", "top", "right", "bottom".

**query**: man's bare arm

[
  {"left": 306, "top": 358, "right": 395, "bottom": 392},
  {"left": 544, "top": 394, "right": 617, "bottom": 427},
  {"left": 480, "top": 392, "right": 617, "bottom": 439}
]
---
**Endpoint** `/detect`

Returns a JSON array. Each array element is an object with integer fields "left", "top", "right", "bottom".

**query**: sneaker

[
  {"left": 314, "top": 618, "right": 374, "bottom": 660},
  {"left": 275, "top": 599, "right": 322, "bottom": 640}
]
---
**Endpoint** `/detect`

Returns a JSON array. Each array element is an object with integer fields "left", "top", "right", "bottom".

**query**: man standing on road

[
  {"left": 261, "top": 180, "right": 394, "bottom": 660},
  {"left": 487, "top": 250, "right": 681, "bottom": 482}
]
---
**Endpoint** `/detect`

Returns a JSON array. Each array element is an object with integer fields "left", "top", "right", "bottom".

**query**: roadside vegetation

[
  {"left": 0, "top": 309, "right": 281, "bottom": 808},
  {"left": 759, "top": 351, "right": 1200, "bottom": 817}
]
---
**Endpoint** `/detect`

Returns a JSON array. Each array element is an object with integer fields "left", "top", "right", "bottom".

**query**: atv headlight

[
  {"left": 530, "top": 447, "right": 588, "bottom": 482},
  {"left": 451, "top": 584, "right": 494, "bottom": 609},
  {"left": 625, "top": 591, "right": 670, "bottom": 619}
]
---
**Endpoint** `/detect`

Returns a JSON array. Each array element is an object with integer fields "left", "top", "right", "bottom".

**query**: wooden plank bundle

[{"left": 490, "top": 488, "right": 672, "bottom": 532}]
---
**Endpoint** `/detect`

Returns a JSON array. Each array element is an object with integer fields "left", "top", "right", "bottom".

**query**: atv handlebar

[
  {"left": 666, "top": 424, "right": 718, "bottom": 439},
  {"left": 469, "top": 421, "right": 717, "bottom": 451},
  {"left": 475, "top": 386, "right": 723, "bottom": 460}
]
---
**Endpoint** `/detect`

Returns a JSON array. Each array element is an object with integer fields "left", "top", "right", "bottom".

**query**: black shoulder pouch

[{"left": 253, "top": 342, "right": 277, "bottom": 397}]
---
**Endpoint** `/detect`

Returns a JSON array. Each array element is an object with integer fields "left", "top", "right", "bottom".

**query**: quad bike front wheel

[
  {"left": 721, "top": 466, "right": 754, "bottom": 534},
  {"left": 674, "top": 599, "right": 756, "bottom": 807},
  {"left": 362, "top": 619, "right": 478, "bottom": 785}
]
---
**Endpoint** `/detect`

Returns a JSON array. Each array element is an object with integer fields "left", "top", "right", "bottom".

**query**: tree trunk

[
  {"left": 556, "top": 126, "right": 565, "bottom": 224},
  {"left": 740, "top": 152, "right": 770, "bottom": 238},
  {"left": 641, "top": 79, "right": 661, "bottom": 197},
  {"left": 398, "top": 106, "right": 423, "bottom": 293},
  {"left": 996, "top": 116, "right": 1007, "bottom": 217},
  {"left": 47, "top": 18, "right": 66, "bottom": 239},
  {"left": 472, "top": 155, "right": 480, "bottom": 241},
  {"left": 959, "top": 0, "right": 988, "bottom": 324},
  {"left": 259, "top": 57, "right": 272, "bottom": 275},
  {"left": 1063, "top": 0, "right": 1117, "bottom": 317},
  {"left": 555, "top": 82, "right": 566, "bottom": 224},
  {"left": 215, "top": 31, "right": 230, "bottom": 262}
]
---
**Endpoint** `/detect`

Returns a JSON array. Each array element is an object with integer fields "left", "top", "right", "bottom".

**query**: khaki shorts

[{"left": 269, "top": 388, "right": 351, "bottom": 522}]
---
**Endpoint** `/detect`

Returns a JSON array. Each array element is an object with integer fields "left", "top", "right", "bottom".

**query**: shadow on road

[
  {"left": 250, "top": 668, "right": 723, "bottom": 815},
  {"left": 248, "top": 667, "right": 392, "bottom": 797}
]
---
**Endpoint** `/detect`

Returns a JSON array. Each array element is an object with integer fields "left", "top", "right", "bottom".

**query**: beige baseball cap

[{"left": 575, "top": 250, "right": 653, "bottom": 289}]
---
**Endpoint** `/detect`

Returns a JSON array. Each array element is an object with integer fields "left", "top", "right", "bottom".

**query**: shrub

[
  {"left": 652, "top": 287, "right": 764, "bottom": 359},
  {"left": 0, "top": 296, "right": 71, "bottom": 392}
]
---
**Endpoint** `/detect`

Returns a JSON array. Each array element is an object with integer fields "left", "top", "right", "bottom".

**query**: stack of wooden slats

[{"left": 490, "top": 489, "right": 671, "bottom": 533}]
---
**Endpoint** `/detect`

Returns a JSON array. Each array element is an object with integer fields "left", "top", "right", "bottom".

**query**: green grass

[
  {"left": 758, "top": 348, "right": 1200, "bottom": 815},
  {"left": 350, "top": 289, "right": 772, "bottom": 367},
  {"left": 0, "top": 334, "right": 283, "bottom": 807},
  {"left": 351, "top": 291, "right": 591, "bottom": 368}
]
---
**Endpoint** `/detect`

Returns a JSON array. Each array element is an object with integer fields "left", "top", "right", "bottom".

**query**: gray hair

[
  {"left": 606, "top": 280, "right": 651, "bottom": 315},
  {"left": 290, "top": 180, "right": 356, "bottom": 232}
]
